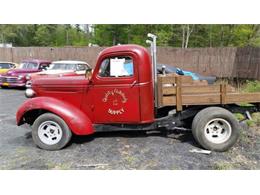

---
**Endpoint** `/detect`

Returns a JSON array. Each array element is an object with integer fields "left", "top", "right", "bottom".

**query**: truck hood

[
  {"left": 6, "top": 68, "right": 40, "bottom": 76},
  {"left": 31, "top": 76, "right": 88, "bottom": 108},
  {"left": 33, "top": 75, "right": 89, "bottom": 88}
]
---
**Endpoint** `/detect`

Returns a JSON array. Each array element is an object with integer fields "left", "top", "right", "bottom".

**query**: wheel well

[
  {"left": 178, "top": 105, "right": 229, "bottom": 128},
  {"left": 22, "top": 109, "right": 50, "bottom": 125}
]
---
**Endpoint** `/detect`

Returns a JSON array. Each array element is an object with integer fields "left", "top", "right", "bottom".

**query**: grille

[
  {"left": 0, "top": 76, "right": 18, "bottom": 83},
  {"left": 6, "top": 77, "right": 18, "bottom": 83}
]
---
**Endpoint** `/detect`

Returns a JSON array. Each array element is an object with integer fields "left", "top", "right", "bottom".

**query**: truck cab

[
  {"left": 17, "top": 45, "right": 157, "bottom": 149},
  {"left": 88, "top": 45, "right": 154, "bottom": 124}
]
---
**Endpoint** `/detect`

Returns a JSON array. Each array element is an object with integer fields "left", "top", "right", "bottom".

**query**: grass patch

[
  {"left": 234, "top": 113, "right": 244, "bottom": 121},
  {"left": 213, "top": 161, "right": 234, "bottom": 170},
  {"left": 243, "top": 112, "right": 260, "bottom": 127},
  {"left": 242, "top": 80, "right": 260, "bottom": 93},
  {"left": 252, "top": 113, "right": 260, "bottom": 126},
  {"left": 47, "top": 162, "right": 71, "bottom": 170},
  {"left": 246, "top": 120, "right": 255, "bottom": 127}
]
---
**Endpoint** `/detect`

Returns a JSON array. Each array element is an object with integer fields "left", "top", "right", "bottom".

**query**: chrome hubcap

[
  {"left": 204, "top": 118, "right": 232, "bottom": 144},
  {"left": 38, "top": 121, "right": 63, "bottom": 145}
]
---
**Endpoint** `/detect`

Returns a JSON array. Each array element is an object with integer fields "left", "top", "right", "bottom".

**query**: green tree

[{"left": 0, "top": 24, "right": 259, "bottom": 47}]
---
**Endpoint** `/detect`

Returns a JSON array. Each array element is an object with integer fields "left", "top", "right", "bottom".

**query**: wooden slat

[
  {"left": 162, "top": 85, "right": 235, "bottom": 95},
  {"left": 160, "top": 75, "right": 177, "bottom": 84},
  {"left": 160, "top": 74, "right": 194, "bottom": 85},
  {"left": 182, "top": 94, "right": 221, "bottom": 105},
  {"left": 184, "top": 85, "right": 220, "bottom": 94},
  {"left": 162, "top": 94, "right": 221, "bottom": 106},
  {"left": 162, "top": 87, "right": 177, "bottom": 95},
  {"left": 180, "top": 76, "right": 193, "bottom": 84},
  {"left": 226, "top": 93, "right": 260, "bottom": 103},
  {"left": 191, "top": 80, "right": 209, "bottom": 86},
  {"left": 159, "top": 75, "right": 211, "bottom": 86},
  {"left": 163, "top": 96, "right": 177, "bottom": 106}
]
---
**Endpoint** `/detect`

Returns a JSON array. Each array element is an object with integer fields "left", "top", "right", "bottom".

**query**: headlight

[
  {"left": 18, "top": 75, "right": 24, "bottom": 80},
  {"left": 25, "top": 88, "right": 36, "bottom": 98},
  {"left": 25, "top": 74, "right": 31, "bottom": 80}
]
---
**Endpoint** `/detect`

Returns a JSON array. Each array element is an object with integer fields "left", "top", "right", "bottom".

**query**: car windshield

[
  {"left": 20, "top": 62, "right": 38, "bottom": 69},
  {"left": 0, "top": 63, "right": 11, "bottom": 69},
  {"left": 48, "top": 63, "right": 78, "bottom": 70}
]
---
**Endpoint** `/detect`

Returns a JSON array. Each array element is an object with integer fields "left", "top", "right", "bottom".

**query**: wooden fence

[{"left": 0, "top": 46, "right": 259, "bottom": 79}]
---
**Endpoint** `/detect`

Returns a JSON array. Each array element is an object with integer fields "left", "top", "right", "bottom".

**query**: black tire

[
  {"left": 192, "top": 107, "right": 240, "bottom": 152},
  {"left": 32, "top": 113, "right": 72, "bottom": 150}
]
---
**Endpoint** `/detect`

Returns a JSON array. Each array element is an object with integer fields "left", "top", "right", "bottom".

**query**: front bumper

[{"left": 0, "top": 76, "right": 26, "bottom": 87}]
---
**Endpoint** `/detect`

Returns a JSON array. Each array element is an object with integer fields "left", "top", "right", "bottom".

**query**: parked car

[
  {"left": 0, "top": 59, "right": 51, "bottom": 88},
  {"left": 26, "top": 60, "right": 91, "bottom": 88},
  {"left": 0, "top": 62, "right": 19, "bottom": 74},
  {"left": 157, "top": 64, "right": 217, "bottom": 84}
]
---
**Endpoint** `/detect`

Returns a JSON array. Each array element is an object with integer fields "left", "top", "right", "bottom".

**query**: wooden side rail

[{"left": 157, "top": 74, "right": 260, "bottom": 111}]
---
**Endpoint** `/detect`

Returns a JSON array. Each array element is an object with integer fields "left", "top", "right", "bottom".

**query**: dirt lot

[{"left": 0, "top": 88, "right": 260, "bottom": 170}]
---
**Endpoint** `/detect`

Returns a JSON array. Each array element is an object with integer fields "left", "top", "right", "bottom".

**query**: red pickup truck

[{"left": 16, "top": 34, "right": 260, "bottom": 151}]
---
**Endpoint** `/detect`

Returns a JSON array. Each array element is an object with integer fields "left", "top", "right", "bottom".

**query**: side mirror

[{"left": 85, "top": 68, "right": 92, "bottom": 80}]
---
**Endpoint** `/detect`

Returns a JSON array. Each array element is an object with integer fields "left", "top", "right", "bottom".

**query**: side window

[{"left": 98, "top": 56, "right": 133, "bottom": 77}]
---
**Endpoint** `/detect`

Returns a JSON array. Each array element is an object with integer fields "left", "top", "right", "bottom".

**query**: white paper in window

[{"left": 110, "top": 58, "right": 127, "bottom": 77}]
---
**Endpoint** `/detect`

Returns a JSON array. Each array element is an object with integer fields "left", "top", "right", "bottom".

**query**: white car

[{"left": 26, "top": 60, "right": 91, "bottom": 88}]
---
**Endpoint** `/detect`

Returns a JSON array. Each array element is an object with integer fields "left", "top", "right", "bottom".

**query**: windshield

[
  {"left": 20, "top": 62, "right": 38, "bottom": 69},
  {"left": 0, "top": 63, "right": 12, "bottom": 69}
]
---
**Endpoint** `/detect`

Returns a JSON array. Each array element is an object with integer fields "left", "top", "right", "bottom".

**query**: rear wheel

[
  {"left": 32, "top": 113, "right": 72, "bottom": 150},
  {"left": 192, "top": 107, "right": 240, "bottom": 152}
]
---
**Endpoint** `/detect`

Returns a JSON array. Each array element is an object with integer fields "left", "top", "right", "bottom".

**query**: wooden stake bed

[{"left": 157, "top": 73, "right": 260, "bottom": 111}]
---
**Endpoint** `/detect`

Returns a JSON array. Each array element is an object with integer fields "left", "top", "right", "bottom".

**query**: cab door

[{"left": 91, "top": 54, "right": 140, "bottom": 124}]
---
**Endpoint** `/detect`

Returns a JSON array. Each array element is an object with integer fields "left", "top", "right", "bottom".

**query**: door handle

[{"left": 131, "top": 80, "right": 137, "bottom": 88}]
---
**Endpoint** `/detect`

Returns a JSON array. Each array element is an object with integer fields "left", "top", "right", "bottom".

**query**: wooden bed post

[
  {"left": 157, "top": 76, "right": 163, "bottom": 108},
  {"left": 220, "top": 84, "right": 227, "bottom": 104},
  {"left": 175, "top": 76, "right": 183, "bottom": 111}
]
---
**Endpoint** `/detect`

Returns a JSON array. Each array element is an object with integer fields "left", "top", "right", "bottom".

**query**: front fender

[{"left": 16, "top": 97, "right": 94, "bottom": 135}]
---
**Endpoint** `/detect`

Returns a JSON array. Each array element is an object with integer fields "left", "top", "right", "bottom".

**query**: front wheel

[
  {"left": 32, "top": 113, "right": 72, "bottom": 150},
  {"left": 192, "top": 107, "right": 241, "bottom": 152}
]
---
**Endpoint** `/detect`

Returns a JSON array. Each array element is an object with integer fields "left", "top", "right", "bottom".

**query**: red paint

[
  {"left": 17, "top": 97, "right": 94, "bottom": 135},
  {"left": 17, "top": 45, "right": 154, "bottom": 135}
]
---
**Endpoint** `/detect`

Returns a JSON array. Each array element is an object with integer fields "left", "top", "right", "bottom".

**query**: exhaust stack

[{"left": 146, "top": 33, "right": 158, "bottom": 113}]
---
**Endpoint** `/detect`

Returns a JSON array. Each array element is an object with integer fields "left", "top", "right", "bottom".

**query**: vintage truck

[{"left": 16, "top": 34, "right": 260, "bottom": 151}]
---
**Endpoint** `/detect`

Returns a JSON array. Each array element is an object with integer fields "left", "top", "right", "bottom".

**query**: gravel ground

[{"left": 0, "top": 88, "right": 260, "bottom": 170}]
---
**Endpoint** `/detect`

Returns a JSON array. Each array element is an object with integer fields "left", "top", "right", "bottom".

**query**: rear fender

[{"left": 16, "top": 97, "right": 94, "bottom": 135}]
